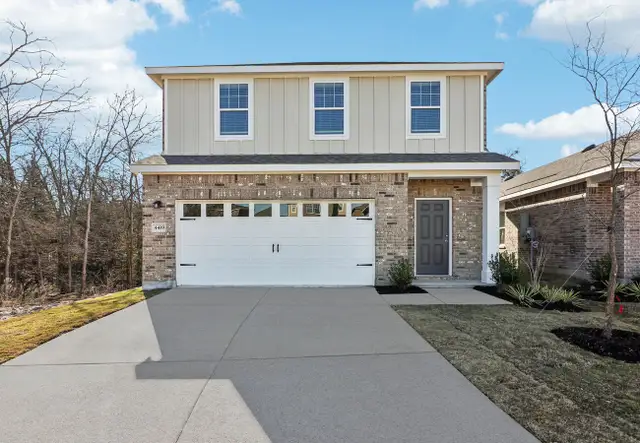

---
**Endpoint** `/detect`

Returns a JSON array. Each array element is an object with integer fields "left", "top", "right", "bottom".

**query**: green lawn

[
  {"left": 0, "top": 288, "right": 162, "bottom": 364},
  {"left": 394, "top": 305, "right": 640, "bottom": 443}
]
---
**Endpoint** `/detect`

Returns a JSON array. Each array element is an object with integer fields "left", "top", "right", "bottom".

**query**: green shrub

[
  {"left": 587, "top": 253, "right": 612, "bottom": 286},
  {"left": 505, "top": 284, "right": 536, "bottom": 306},
  {"left": 539, "top": 286, "right": 580, "bottom": 303},
  {"left": 388, "top": 259, "right": 415, "bottom": 292},
  {"left": 488, "top": 252, "right": 520, "bottom": 285}
]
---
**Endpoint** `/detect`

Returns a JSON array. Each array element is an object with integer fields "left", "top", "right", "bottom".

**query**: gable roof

[{"left": 501, "top": 139, "right": 640, "bottom": 200}]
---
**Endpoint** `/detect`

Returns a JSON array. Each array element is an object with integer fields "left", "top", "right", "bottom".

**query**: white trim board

[
  {"left": 500, "top": 162, "right": 640, "bottom": 201},
  {"left": 504, "top": 193, "right": 586, "bottom": 212},
  {"left": 414, "top": 198, "right": 453, "bottom": 277},
  {"left": 146, "top": 63, "right": 504, "bottom": 85},
  {"left": 131, "top": 162, "right": 518, "bottom": 175}
]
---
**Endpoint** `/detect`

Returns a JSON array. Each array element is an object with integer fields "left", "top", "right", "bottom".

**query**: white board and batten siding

[{"left": 165, "top": 75, "right": 484, "bottom": 156}]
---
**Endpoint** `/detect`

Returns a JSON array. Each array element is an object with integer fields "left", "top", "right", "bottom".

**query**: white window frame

[
  {"left": 406, "top": 76, "right": 446, "bottom": 140},
  {"left": 214, "top": 78, "right": 254, "bottom": 141},
  {"left": 309, "top": 78, "right": 350, "bottom": 141}
]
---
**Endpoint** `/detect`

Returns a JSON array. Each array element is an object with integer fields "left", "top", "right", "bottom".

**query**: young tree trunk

[
  {"left": 81, "top": 195, "right": 92, "bottom": 296},
  {"left": 67, "top": 221, "right": 74, "bottom": 293},
  {"left": 4, "top": 184, "right": 23, "bottom": 295},
  {"left": 603, "top": 183, "right": 618, "bottom": 339}
]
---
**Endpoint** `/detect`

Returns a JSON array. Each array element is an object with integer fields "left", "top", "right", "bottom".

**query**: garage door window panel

[
  {"left": 328, "top": 203, "right": 347, "bottom": 217},
  {"left": 206, "top": 204, "right": 224, "bottom": 217},
  {"left": 254, "top": 204, "right": 272, "bottom": 217},
  {"left": 280, "top": 203, "right": 298, "bottom": 217},
  {"left": 303, "top": 203, "right": 322, "bottom": 217},
  {"left": 183, "top": 204, "right": 201, "bottom": 217},
  {"left": 351, "top": 203, "right": 370, "bottom": 217},
  {"left": 231, "top": 203, "right": 249, "bottom": 217}
]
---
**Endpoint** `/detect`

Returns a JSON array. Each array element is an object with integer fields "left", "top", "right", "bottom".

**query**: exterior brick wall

[
  {"left": 622, "top": 172, "right": 640, "bottom": 279},
  {"left": 142, "top": 173, "right": 409, "bottom": 286},
  {"left": 408, "top": 179, "right": 483, "bottom": 280},
  {"left": 503, "top": 175, "right": 640, "bottom": 281}
]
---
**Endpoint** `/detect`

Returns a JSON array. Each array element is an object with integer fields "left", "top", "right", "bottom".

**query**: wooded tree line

[{"left": 0, "top": 21, "right": 159, "bottom": 301}]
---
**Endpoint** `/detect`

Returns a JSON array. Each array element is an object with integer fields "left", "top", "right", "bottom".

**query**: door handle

[
  {"left": 272, "top": 244, "right": 275, "bottom": 253},
  {"left": 277, "top": 244, "right": 280, "bottom": 253}
]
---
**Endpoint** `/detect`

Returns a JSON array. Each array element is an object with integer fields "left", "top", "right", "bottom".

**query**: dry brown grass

[
  {"left": 394, "top": 305, "right": 640, "bottom": 443},
  {"left": 0, "top": 288, "right": 159, "bottom": 363}
]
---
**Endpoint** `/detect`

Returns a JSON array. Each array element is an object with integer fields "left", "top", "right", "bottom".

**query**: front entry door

[{"left": 416, "top": 200, "right": 450, "bottom": 275}]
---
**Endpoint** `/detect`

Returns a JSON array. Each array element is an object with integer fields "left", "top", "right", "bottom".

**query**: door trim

[{"left": 414, "top": 197, "right": 452, "bottom": 277}]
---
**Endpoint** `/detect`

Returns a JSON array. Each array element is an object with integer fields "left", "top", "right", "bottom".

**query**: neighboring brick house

[
  {"left": 130, "top": 62, "right": 518, "bottom": 288},
  {"left": 500, "top": 142, "right": 640, "bottom": 281}
]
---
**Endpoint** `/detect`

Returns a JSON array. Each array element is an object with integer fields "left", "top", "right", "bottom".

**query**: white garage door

[{"left": 176, "top": 201, "right": 375, "bottom": 286}]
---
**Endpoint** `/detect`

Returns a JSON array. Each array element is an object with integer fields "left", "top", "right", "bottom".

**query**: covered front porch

[{"left": 406, "top": 172, "right": 501, "bottom": 284}]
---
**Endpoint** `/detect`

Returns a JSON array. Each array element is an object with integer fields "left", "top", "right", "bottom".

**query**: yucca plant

[
  {"left": 598, "top": 281, "right": 627, "bottom": 299},
  {"left": 624, "top": 282, "right": 640, "bottom": 301},
  {"left": 505, "top": 284, "right": 537, "bottom": 306},
  {"left": 539, "top": 286, "right": 580, "bottom": 303}
]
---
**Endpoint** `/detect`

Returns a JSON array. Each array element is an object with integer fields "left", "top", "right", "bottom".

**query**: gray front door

[{"left": 416, "top": 200, "right": 450, "bottom": 275}]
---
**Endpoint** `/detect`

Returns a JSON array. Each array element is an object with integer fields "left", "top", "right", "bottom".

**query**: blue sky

[{"left": 4, "top": 0, "right": 639, "bottom": 170}]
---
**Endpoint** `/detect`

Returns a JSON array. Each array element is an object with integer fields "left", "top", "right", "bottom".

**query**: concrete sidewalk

[
  {"left": 381, "top": 287, "right": 512, "bottom": 305},
  {"left": 1, "top": 287, "right": 537, "bottom": 443}
]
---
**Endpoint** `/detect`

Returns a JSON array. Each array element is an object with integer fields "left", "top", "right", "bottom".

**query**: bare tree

[
  {"left": 565, "top": 21, "right": 640, "bottom": 338},
  {"left": 500, "top": 148, "right": 525, "bottom": 181},
  {"left": 77, "top": 90, "right": 159, "bottom": 295},
  {"left": 0, "top": 21, "right": 86, "bottom": 294}
]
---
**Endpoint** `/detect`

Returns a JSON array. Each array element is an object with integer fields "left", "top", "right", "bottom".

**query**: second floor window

[
  {"left": 408, "top": 78, "right": 445, "bottom": 138},
  {"left": 216, "top": 81, "right": 252, "bottom": 140},
  {"left": 311, "top": 80, "right": 348, "bottom": 139}
]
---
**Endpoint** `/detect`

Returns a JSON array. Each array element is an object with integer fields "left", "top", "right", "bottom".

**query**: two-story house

[{"left": 130, "top": 62, "right": 518, "bottom": 289}]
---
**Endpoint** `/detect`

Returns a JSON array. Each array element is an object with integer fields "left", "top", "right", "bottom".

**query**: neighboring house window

[
  {"left": 310, "top": 79, "right": 349, "bottom": 140},
  {"left": 215, "top": 80, "right": 253, "bottom": 140},
  {"left": 499, "top": 211, "right": 506, "bottom": 246},
  {"left": 406, "top": 77, "right": 446, "bottom": 138}
]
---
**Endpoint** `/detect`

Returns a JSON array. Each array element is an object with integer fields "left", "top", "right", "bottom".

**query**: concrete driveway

[{"left": 1, "top": 287, "right": 538, "bottom": 443}]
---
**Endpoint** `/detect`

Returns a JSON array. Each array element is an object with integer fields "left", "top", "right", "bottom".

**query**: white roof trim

[
  {"left": 500, "top": 161, "right": 640, "bottom": 201},
  {"left": 130, "top": 161, "right": 518, "bottom": 175},
  {"left": 146, "top": 63, "right": 503, "bottom": 76},
  {"left": 146, "top": 63, "right": 504, "bottom": 75}
]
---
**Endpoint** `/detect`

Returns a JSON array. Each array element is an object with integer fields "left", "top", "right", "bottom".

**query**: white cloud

[
  {"left": 494, "top": 12, "right": 508, "bottom": 40},
  {"left": 144, "top": 0, "right": 188, "bottom": 24},
  {"left": 526, "top": 0, "right": 640, "bottom": 52},
  {"left": 218, "top": 0, "right": 242, "bottom": 15},
  {"left": 0, "top": 0, "right": 188, "bottom": 116},
  {"left": 414, "top": 0, "right": 449, "bottom": 10},
  {"left": 560, "top": 144, "right": 580, "bottom": 157},
  {"left": 497, "top": 104, "right": 609, "bottom": 139}
]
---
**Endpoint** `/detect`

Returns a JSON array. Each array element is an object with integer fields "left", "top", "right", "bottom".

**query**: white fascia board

[
  {"left": 146, "top": 63, "right": 503, "bottom": 77},
  {"left": 130, "top": 161, "right": 518, "bottom": 175},
  {"left": 500, "top": 162, "right": 639, "bottom": 201}
]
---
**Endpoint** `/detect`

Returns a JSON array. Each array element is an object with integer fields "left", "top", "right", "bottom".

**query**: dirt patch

[
  {"left": 551, "top": 327, "right": 640, "bottom": 363},
  {"left": 375, "top": 286, "right": 427, "bottom": 295}
]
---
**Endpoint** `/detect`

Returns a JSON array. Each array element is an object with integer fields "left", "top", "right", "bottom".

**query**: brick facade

[
  {"left": 143, "top": 173, "right": 410, "bottom": 286},
  {"left": 142, "top": 173, "right": 486, "bottom": 286},
  {"left": 408, "top": 179, "right": 483, "bottom": 280},
  {"left": 502, "top": 172, "right": 640, "bottom": 280}
]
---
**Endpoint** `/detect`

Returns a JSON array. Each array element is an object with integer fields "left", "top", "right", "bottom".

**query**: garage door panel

[{"left": 177, "top": 201, "right": 375, "bottom": 286}]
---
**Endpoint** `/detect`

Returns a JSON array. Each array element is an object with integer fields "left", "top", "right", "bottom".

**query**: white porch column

[{"left": 482, "top": 173, "right": 501, "bottom": 283}]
